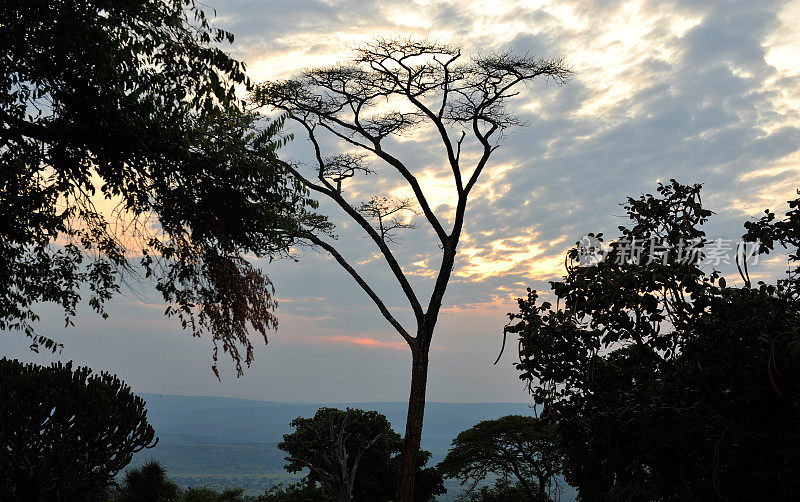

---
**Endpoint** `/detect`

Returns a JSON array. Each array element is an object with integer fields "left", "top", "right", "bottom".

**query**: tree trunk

[
  {"left": 395, "top": 344, "right": 429, "bottom": 501},
  {"left": 537, "top": 474, "right": 549, "bottom": 501}
]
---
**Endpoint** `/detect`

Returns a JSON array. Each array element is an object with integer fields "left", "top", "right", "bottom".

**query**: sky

[{"left": 3, "top": 0, "right": 800, "bottom": 403}]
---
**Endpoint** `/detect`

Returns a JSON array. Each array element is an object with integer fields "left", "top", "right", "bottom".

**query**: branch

[
  {"left": 463, "top": 114, "right": 500, "bottom": 196},
  {"left": 369, "top": 143, "right": 449, "bottom": 244},
  {"left": 262, "top": 80, "right": 450, "bottom": 245},
  {"left": 0, "top": 109, "right": 59, "bottom": 143},
  {"left": 303, "top": 233, "right": 414, "bottom": 346},
  {"left": 349, "top": 431, "right": 382, "bottom": 489},
  {"left": 357, "top": 196, "right": 419, "bottom": 244},
  {"left": 311, "top": 109, "right": 450, "bottom": 244},
  {"left": 285, "top": 124, "right": 426, "bottom": 323},
  {"left": 279, "top": 158, "right": 335, "bottom": 198},
  {"left": 366, "top": 52, "right": 465, "bottom": 195}
]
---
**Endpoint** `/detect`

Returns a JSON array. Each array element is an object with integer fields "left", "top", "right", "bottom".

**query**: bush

[
  {"left": 0, "top": 358, "right": 157, "bottom": 501},
  {"left": 258, "top": 481, "right": 326, "bottom": 501},
  {"left": 118, "top": 460, "right": 180, "bottom": 502},
  {"left": 455, "top": 479, "right": 534, "bottom": 502},
  {"left": 184, "top": 486, "right": 245, "bottom": 502}
]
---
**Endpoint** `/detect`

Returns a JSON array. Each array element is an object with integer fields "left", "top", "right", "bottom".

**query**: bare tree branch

[
  {"left": 357, "top": 196, "right": 419, "bottom": 244},
  {"left": 253, "top": 36, "right": 571, "bottom": 343},
  {"left": 304, "top": 233, "right": 414, "bottom": 346},
  {"left": 277, "top": 136, "right": 425, "bottom": 322}
]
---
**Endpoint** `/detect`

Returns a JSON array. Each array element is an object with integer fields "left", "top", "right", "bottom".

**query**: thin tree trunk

[
  {"left": 537, "top": 474, "right": 549, "bottom": 501},
  {"left": 395, "top": 344, "right": 430, "bottom": 501}
]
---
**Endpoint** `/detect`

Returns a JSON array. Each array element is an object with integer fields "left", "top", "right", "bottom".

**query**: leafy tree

[
  {"left": 454, "top": 479, "right": 533, "bottom": 502},
  {"left": 258, "top": 481, "right": 327, "bottom": 502},
  {"left": 0, "top": 358, "right": 157, "bottom": 501},
  {"left": 278, "top": 407, "right": 444, "bottom": 501},
  {"left": 184, "top": 486, "right": 245, "bottom": 502},
  {"left": 439, "top": 415, "right": 563, "bottom": 501},
  {"left": 507, "top": 181, "right": 800, "bottom": 500},
  {"left": 254, "top": 37, "right": 571, "bottom": 500},
  {"left": 741, "top": 188, "right": 800, "bottom": 293},
  {"left": 387, "top": 449, "right": 445, "bottom": 502},
  {"left": 118, "top": 460, "right": 180, "bottom": 502},
  {"left": 0, "top": 0, "right": 319, "bottom": 373}
]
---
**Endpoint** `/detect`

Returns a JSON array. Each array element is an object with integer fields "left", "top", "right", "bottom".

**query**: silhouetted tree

[
  {"left": 254, "top": 37, "right": 571, "bottom": 500},
  {"left": 184, "top": 486, "right": 245, "bottom": 502},
  {"left": 439, "top": 415, "right": 563, "bottom": 501},
  {"left": 0, "top": 358, "right": 157, "bottom": 501},
  {"left": 386, "top": 450, "right": 445, "bottom": 502},
  {"left": 258, "top": 481, "right": 327, "bottom": 502},
  {"left": 507, "top": 181, "right": 800, "bottom": 500},
  {"left": 118, "top": 460, "right": 180, "bottom": 502},
  {"left": 454, "top": 479, "right": 532, "bottom": 502},
  {"left": 278, "top": 407, "right": 444, "bottom": 501},
  {"left": 0, "top": 0, "right": 321, "bottom": 374},
  {"left": 741, "top": 188, "right": 800, "bottom": 293}
]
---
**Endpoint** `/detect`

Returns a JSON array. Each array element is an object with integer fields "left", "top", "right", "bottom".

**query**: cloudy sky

[{"left": 4, "top": 0, "right": 800, "bottom": 403}]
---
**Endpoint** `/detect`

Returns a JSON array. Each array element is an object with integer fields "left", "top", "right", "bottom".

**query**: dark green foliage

[
  {"left": 0, "top": 0, "right": 322, "bottom": 373},
  {"left": 278, "top": 407, "right": 444, "bottom": 501},
  {"left": 0, "top": 358, "right": 157, "bottom": 501},
  {"left": 454, "top": 479, "right": 533, "bottom": 502},
  {"left": 118, "top": 460, "right": 180, "bottom": 502},
  {"left": 438, "top": 416, "right": 562, "bottom": 501},
  {"left": 258, "top": 480, "right": 327, "bottom": 502},
  {"left": 386, "top": 449, "right": 445, "bottom": 502},
  {"left": 184, "top": 486, "right": 245, "bottom": 502},
  {"left": 742, "top": 188, "right": 800, "bottom": 294},
  {"left": 509, "top": 181, "right": 800, "bottom": 500}
]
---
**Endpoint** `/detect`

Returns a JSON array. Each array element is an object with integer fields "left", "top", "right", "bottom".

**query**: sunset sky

[{"left": 4, "top": 0, "right": 800, "bottom": 403}]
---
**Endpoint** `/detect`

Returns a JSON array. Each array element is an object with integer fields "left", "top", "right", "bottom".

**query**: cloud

[
  {"left": 7, "top": 0, "right": 800, "bottom": 402},
  {"left": 318, "top": 335, "right": 412, "bottom": 350},
  {"left": 234, "top": 0, "right": 800, "bottom": 377},
  {"left": 206, "top": 0, "right": 800, "bottom": 391}
]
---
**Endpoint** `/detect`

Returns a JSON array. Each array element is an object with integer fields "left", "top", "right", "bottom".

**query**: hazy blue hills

[
  {"left": 130, "top": 394, "right": 577, "bottom": 500},
  {"left": 138, "top": 393, "right": 536, "bottom": 453}
]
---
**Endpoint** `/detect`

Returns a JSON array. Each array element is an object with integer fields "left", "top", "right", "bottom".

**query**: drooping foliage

[
  {"left": 508, "top": 181, "right": 800, "bottom": 500},
  {"left": 278, "top": 407, "right": 445, "bottom": 501},
  {"left": 0, "top": 0, "right": 322, "bottom": 374},
  {"left": 438, "top": 415, "right": 563, "bottom": 502},
  {"left": 0, "top": 358, "right": 157, "bottom": 501}
]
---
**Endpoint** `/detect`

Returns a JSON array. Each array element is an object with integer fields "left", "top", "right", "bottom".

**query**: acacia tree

[
  {"left": 255, "top": 38, "right": 571, "bottom": 499},
  {"left": 282, "top": 408, "right": 384, "bottom": 502},
  {"left": 278, "top": 407, "right": 443, "bottom": 501},
  {"left": 438, "top": 415, "right": 563, "bottom": 502}
]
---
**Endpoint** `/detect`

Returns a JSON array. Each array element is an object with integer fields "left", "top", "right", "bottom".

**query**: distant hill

[{"left": 130, "top": 394, "right": 577, "bottom": 500}]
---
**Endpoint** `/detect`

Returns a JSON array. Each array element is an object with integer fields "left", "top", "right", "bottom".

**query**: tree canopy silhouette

[
  {"left": 118, "top": 459, "right": 180, "bottom": 502},
  {"left": 278, "top": 407, "right": 444, "bottom": 502},
  {"left": 0, "top": 358, "right": 157, "bottom": 501},
  {"left": 0, "top": 0, "right": 321, "bottom": 374},
  {"left": 439, "top": 415, "right": 563, "bottom": 502},
  {"left": 254, "top": 37, "right": 571, "bottom": 500},
  {"left": 507, "top": 181, "right": 800, "bottom": 500}
]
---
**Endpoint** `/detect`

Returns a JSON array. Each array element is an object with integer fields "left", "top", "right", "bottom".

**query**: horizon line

[{"left": 136, "top": 391, "right": 535, "bottom": 406}]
